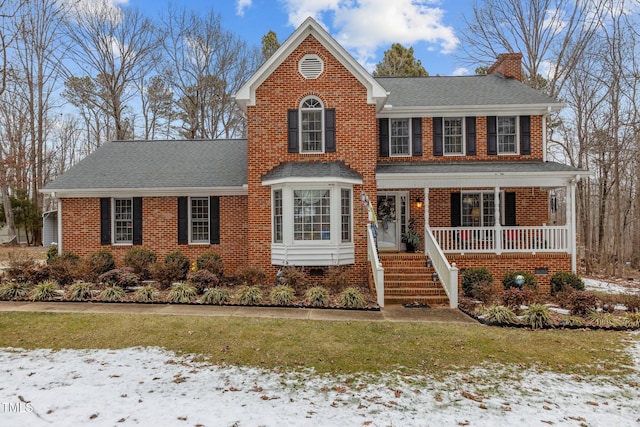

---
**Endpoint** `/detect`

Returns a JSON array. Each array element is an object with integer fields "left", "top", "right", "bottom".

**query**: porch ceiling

[{"left": 376, "top": 161, "right": 590, "bottom": 189}]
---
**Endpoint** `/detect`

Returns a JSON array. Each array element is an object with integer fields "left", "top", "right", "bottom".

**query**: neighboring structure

[{"left": 43, "top": 17, "right": 589, "bottom": 307}]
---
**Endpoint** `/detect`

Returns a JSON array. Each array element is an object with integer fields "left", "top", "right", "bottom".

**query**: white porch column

[
  {"left": 57, "top": 199, "right": 63, "bottom": 255},
  {"left": 494, "top": 186, "right": 502, "bottom": 254},
  {"left": 568, "top": 179, "right": 577, "bottom": 272},
  {"left": 424, "top": 187, "right": 429, "bottom": 253}
]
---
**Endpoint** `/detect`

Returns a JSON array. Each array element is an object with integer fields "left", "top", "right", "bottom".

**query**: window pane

[
  {"left": 191, "top": 198, "right": 209, "bottom": 243},
  {"left": 114, "top": 198, "right": 133, "bottom": 243},
  {"left": 497, "top": 116, "right": 517, "bottom": 153},
  {"left": 301, "top": 98, "right": 323, "bottom": 152},
  {"left": 390, "top": 119, "right": 410, "bottom": 155},
  {"left": 273, "top": 190, "right": 283, "bottom": 243},
  {"left": 444, "top": 117, "right": 463, "bottom": 154},
  {"left": 293, "top": 189, "right": 330, "bottom": 241},
  {"left": 461, "top": 194, "right": 480, "bottom": 227},
  {"left": 341, "top": 189, "right": 351, "bottom": 242}
]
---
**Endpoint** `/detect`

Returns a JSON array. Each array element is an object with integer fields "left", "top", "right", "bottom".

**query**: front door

[{"left": 376, "top": 192, "right": 409, "bottom": 251}]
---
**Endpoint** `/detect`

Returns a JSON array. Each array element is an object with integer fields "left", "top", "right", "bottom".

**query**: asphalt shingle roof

[
  {"left": 262, "top": 161, "right": 362, "bottom": 182},
  {"left": 375, "top": 74, "right": 560, "bottom": 108},
  {"left": 376, "top": 161, "right": 587, "bottom": 175},
  {"left": 44, "top": 139, "right": 248, "bottom": 191}
]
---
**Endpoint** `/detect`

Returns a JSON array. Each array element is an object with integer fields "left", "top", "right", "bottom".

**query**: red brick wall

[
  {"left": 60, "top": 196, "right": 248, "bottom": 275},
  {"left": 246, "top": 35, "right": 378, "bottom": 283}
]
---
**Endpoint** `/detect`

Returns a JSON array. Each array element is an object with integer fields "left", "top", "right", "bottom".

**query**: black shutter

[
  {"left": 433, "top": 117, "right": 443, "bottom": 156},
  {"left": 100, "top": 198, "right": 111, "bottom": 245},
  {"left": 466, "top": 117, "right": 476, "bottom": 156},
  {"left": 177, "top": 196, "right": 188, "bottom": 245},
  {"left": 325, "top": 108, "right": 336, "bottom": 153},
  {"left": 520, "top": 115, "right": 531, "bottom": 155},
  {"left": 504, "top": 192, "right": 517, "bottom": 226},
  {"left": 379, "top": 118, "right": 389, "bottom": 157},
  {"left": 132, "top": 197, "right": 142, "bottom": 245},
  {"left": 209, "top": 196, "right": 220, "bottom": 244},
  {"left": 287, "top": 109, "right": 298, "bottom": 153},
  {"left": 450, "top": 193, "right": 461, "bottom": 227},
  {"left": 487, "top": 116, "right": 497, "bottom": 155},
  {"left": 411, "top": 117, "right": 422, "bottom": 156}
]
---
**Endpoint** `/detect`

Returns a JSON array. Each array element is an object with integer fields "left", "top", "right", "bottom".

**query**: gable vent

[{"left": 299, "top": 54, "right": 324, "bottom": 79}]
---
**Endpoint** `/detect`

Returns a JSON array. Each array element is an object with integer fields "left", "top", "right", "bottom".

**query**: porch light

[{"left": 416, "top": 197, "right": 423, "bottom": 208}]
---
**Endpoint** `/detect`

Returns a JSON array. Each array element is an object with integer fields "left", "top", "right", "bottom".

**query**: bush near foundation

[
  {"left": 550, "top": 271, "right": 584, "bottom": 296},
  {"left": 123, "top": 248, "right": 157, "bottom": 280}
]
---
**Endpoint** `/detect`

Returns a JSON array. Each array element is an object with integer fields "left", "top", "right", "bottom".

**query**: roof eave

[
  {"left": 262, "top": 176, "right": 363, "bottom": 186},
  {"left": 42, "top": 186, "right": 249, "bottom": 198},
  {"left": 378, "top": 103, "right": 564, "bottom": 118}
]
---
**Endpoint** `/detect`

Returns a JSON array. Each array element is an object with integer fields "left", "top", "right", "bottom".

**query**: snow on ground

[
  {"left": 1, "top": 337, "right": 639, "bottom": 427},
  {"left": 584, "top": 277, "right": 640, "bottom": 295}
]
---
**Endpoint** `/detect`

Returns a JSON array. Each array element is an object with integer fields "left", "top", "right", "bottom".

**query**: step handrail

[
  {"left": 425, "top": 227, "right": 458, "bottom": 308},
  {"left": 367, "top": 223, "right": 384, "bottom": 307}
]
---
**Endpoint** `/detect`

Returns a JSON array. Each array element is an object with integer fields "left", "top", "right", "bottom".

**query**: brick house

[{"left": 44, "top": 18, "right": 589, "bottom": 307}]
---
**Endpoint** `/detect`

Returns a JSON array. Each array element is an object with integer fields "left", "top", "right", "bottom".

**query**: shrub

[
  {"left": 99, "top": 285, "right": 126, "bottom": 302},
  {"left": 270, "top": 285, "right": 295, "bottom": 306},
  {"left": 164, "top": 251, "right": 190, "bottom": 280},
  {"left": 522, "top": 304, "right": 553, "bottom": 329},
  {"left": 323, "top": 266, "right": 350, "bottom": 292},
  {"left": 167, "top": 283, "right": 197, "bottom": 303},
  {"left": 0, "top": 282, "right": 30, "bottom": 299},
  {"left": 196, "top": 252, "right": 224, "bottom": 276},
  {"left": 237, "top": 286, "right": 263, "bottom": 305},
  {"left": 202, "top": 288, "right": 231, "bottom": 305},
  {"left": 622, "top": 313, "right": 640, "bottom": 328},
  {"left": 279, "top": 266, "right": 306, "bottom": 292},
  {"left": 482, "top": 305, "right": 519, "bottom": 325},
  {"left": 618, "top": 294, "right": 640, "bottom": 313},
  {"left": 47, "top": 253, "right": 81, "bottom": 286},
  {"left": 46, "top": 245, "right": 59, "bottom": 262},
  {"left": 88, "top": 250, "right": 116, "bottom": 277},
  {"left": 123, "top": 248, "right": 157, "bottom": 279},
  {"left": 152, "top": 261, "right": 187, "bottom": 290},
  {"left": 501, "top": 288, "right": 533, "bottom": 311},
  {"left": 461, "top": 267, "right": 494, "bottom": 298},
  {"left": 68, "top": 281, "right": 95, "bottom": 301},
  {"left": 550, "top": 271, "right": 584, "bottom": 295},
  {"left": 503, "top": 271, "right": 537, "bottom": 291},
  {"left": 188, "top": 269, "right": 220, "bottom": 294},
  {"left": 134, "top": 285, "right": 159, "bottom": 303},
  {"left": 568, "top": 291, "right": 598, "bottom": 316},
  {"left": 235, "top": 266, "right": 266, "bottom": 287},
  {"left": 598, "top": 293, "right": 621, "bottom": 313},
  {"left": 30, "top": 281, "right": 59, "bottom": 301},
  {"left": 306, "top": 286, "right": 330, "bottom": 308},
  {"left": 339, "top": 287, "right": 366, "bottom": 308},
  {"left": 98, "top": 268, "right": 140, "bottom": 288},
  {"left": 586, "top": 311, "right": 621, "bottom": 328},
  {"left": 20, "top": 264, "right": 51, "bottom": 285}
]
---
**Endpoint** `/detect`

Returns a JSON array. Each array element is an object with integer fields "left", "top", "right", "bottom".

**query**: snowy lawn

[{"left": 0, "top": 335, "right": 639, "bottom": 426}]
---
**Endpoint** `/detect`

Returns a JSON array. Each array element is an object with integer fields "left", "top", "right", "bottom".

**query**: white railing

[
  {"left": 425, "top": 227, "right": 458, "bottom": 308},
  {"left": 367, "top": 224, "right": 385, "bottom": 307},
  {"left": 431, "top": 226, "right": 569, "bottom": 254}
]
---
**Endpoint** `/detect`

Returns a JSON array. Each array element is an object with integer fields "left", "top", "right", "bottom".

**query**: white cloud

[
  {"left": 452, "top": 67, "right": 469, "bottom": 76},
  {"left": 280, "top": 0, "right": 459, "bottom": 69},
  {"left": 236, "top": 0, "right": 252, "bottom": 16}
]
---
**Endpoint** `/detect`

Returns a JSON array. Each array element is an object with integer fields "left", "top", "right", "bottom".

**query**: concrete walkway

[{"left": 0, "top": 301, "right": 476, "bottom": 323}]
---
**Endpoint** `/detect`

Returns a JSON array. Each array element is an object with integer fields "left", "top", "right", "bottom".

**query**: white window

[
  {"left": 190, "top": 197, "right": 209, "bottom": 243},
  {"left": 294, "top": 189, "right": 331, "bottom": 240},
  {"left": 113, "top": 198, "right": 133, "bottom": 244},
  {"left": 300, "top": 97, "right": 323, "bottom": 153},
  {"left": 497, "top": 116, "right": 518, "bottom": 154},
  {"left": 390, "top": 118, "right": 410, "bottom": 156},
  {"left": 443, "top": 117, "right": 464, "bottom": 155},
  {"left": 341, "top": 189, "right": 351, "bottom": 243},
  {"left": 273, "top": 189, "right": 283, "bottom": 243},
  {"left": 461, "top": 192, "right": 501, "bottom": 227}
]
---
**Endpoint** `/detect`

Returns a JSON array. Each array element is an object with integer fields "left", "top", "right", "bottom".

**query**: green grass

[{"left": 0, "top": 312, "right": 632, "bottom": 377}]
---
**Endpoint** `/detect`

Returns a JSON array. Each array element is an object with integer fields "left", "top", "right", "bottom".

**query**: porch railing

[
  {"left": 425, "top": 227, "right": 458, "bottom": 308},
  {"left": 367, "top": 224, "right": 385, "bottom": 307},
  {"left": 430, "top": 226, "right": 569, "bottom": 254}
]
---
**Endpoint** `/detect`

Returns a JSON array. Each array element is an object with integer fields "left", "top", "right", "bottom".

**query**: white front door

[{"left": 376, "top": 192, "right": 409, "bottom": 251}]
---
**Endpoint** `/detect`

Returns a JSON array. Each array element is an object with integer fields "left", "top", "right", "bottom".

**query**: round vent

[{"left": 299, "top": 54, "right": 324, "bottom": 79}]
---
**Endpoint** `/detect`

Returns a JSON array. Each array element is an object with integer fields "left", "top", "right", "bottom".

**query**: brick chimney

[{"left": 487, "top": 53, "right": 523, "bottom": 81}]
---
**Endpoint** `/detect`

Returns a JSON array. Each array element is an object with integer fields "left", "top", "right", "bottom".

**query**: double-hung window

[
  {"left": 390, "top": 118, "right": 410, "bottom": 155},
  {"left": 497, "top": 116, "right": 517, "bottom": 154},
  {"left": 293, "top": 189, "right": 331, "bottom": 241},
  {"left": 190, "top": 197, "right": 210, "bottom": 243},
  {"left": 300, "top": 97, "right": 323, "bottom": 152},
  {"left": 461, "top": 192, "right": 498, "bottom": 227},
  {"left": 113, "top": 198, "right": 133, "bottom": 244},
  {"left": 443, "top": 117, "right": 464, "bottom": 155}
]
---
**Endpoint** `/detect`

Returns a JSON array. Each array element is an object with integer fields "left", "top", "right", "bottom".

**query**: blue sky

[{"left": 124, "top": 0, "right": 473, "bottom": 76}]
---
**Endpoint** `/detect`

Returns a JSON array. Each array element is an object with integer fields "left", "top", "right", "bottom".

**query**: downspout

[
  {"left": 542, "top": 107, "right": 550, "bottom": 163},
  {"left": 55, "top": 195, "right": 62, "bottom": 255}
]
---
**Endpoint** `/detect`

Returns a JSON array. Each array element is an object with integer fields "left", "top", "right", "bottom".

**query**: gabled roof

[
  {"left": 43, "top": 140, "right": 248, "bottom": 197},
  {"left": 235, "top": 17, "right": 388, "bottom": 112},
  {"left": 261, "top": 161, "right": 363, "bottom": 186},
  {"left": 376, "top": 75, "right": 563, "bottom": 117}
]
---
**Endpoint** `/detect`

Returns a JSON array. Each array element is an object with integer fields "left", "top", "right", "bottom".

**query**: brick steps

[{"left": 379, "top": 253, "right": 449, "bottom": 306}]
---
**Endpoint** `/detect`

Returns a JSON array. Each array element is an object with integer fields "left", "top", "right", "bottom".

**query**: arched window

[{"left": 300, "top": 97, "right": 324, "bottom": 152}]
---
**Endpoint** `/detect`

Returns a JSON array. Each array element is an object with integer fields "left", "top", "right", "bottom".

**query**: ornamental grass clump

[
  {"left": 560, "top": 315, "right": 585, "bottom": 328},
  {"left": 306, "top": 286, "right": 330, "bottom": 308},
  {"left": 30, "top": 280, "right": 59, "bottom": 301},
  {"left": 586, "top": 311, "right": 621, "bottom": 328},
  {"left": 237, "top": 286, "right": 263, "bottom": 305},
  {"left": 134, "top": 285, "right": 159, "bottom": 303},
  {"left": 270, "top": 285, "right": 295, "bottom": 306},
  {"left": 99, "top": 285, "right": 126, "bottom": 302},
  {"left": 202, "top": 288, "right": 231, "bottom": 305},
  {"left": 483, "top": 305, "right": 519, "bottom": 325},
  {"left": 622, "top": 313, "right": 640, "bottom": 328},
  {"left": 0, "top": 281, "right": 30, "bottom": 299},
  {"left": 339, "top": 287, "right": 366, "bottom": 308},
  {"left": 522, "top": 304, "right": 553, "bottom": 329},
  {"left": 68, "top": 281, "right": 95, "bottom": 301},
  {"left": 167, "top": 283, "right": 197, "bottom": 303}
]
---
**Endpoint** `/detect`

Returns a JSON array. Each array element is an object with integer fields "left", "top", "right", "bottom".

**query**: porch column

[
  {"left": 567, "top": 179, "right": 577, "bottom": 272},
  {"left": 494, "top": 186, "right": 502, "bottom": 254},
  {"left": 424, "top": 187, "right": 429, "bottom": 252}
]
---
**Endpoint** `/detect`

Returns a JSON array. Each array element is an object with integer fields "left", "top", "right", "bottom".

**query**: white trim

[
  {"left": 189, "top": 196, "right": 210, "bottom": 244},
  {"left": 442, "top": 116, "right": 465, "bottom": 156},
  {"left": 57, "top": 199, "right": 63, "bottom": 254},
  {"left": 496, "top": 116, "right": 519, "bottom": 155},
  {"left": 299, "top": 95, "right": 325, "bottom": 153},
  {"left": 543, "top": 111, "right": 548, "bottom": 162},
  {"left": 112, "top": 197, "right": 134, "bottom": 245},
  {"left": 45, "top": 186, "right": 247, "bottom": 198},
  {"left": 262, "top": 176, "right": 362, "bottom": 186},
  {"left": 377, "top": 103, "right": 563, "bottom": 118},
  {"left": 377, "top": 172, "right": 587, "bottom": 189},
  {"left": 389, "top": 118, "right": 412, "bottom": 157}
]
